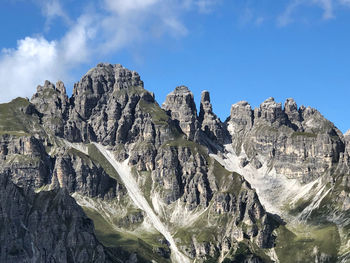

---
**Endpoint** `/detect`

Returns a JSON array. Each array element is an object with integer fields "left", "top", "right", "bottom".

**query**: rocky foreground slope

[{"left": 0, "top": 63, "right": 349, "bottom": 262}]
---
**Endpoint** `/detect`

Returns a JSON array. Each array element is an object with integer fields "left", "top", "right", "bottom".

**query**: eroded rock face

[
  {"left": 229, "top": 101, "right": 254, "bottom": 133},
  {"left": 4, "top": 62, "right": 350, "bottom": 262},
  {"left": 0, "top": 170, "right": 111, "bottom": 263},
  {"left": 284, "top": 98, "right": 301, "bottom": 127},
  {"left": 71, "top": 63, "right": 143, "bottom": 120},
  {"left": 31, "top": 80, "right": 69, "bottom": 136},
  {"left": 27, "top": 64, "right": 278, "bottom": 261},
  {"left": 345, "top": 130, "right": 350, "bottom": 154},
  {"left": 199, "top": 90, "right": 229, "bottom": 146},
  {"left": 162, "top": 86, "right": 199, "bottom": 140},
  {"left": 226, "top": 97, "right": 345, "bottom": 182},
  {"left": 0, "top": 135, "right": 51, "bottom": 189},
  {"left": 50, "top": 148, "right": 126, "bottom": 200},
  {"left": 254, "top": 97, "right": 288, "bottom": 128}
]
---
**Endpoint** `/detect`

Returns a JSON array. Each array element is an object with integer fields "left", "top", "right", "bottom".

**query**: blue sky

[{"left": 0, "top": 0, "right": 349, "bottom": 132}]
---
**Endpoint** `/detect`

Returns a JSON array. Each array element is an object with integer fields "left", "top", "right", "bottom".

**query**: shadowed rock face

[
  {"left": 0, "top": 170, "right": 112, "bottom": 263},
  {"left": 1, "top": 62, "right": 350, "bottom": 262},
  {"left": 198, "top": 90, "right": 229, "bottom": 146}
]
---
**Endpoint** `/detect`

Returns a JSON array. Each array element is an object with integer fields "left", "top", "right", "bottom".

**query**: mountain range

[{"left": 0, "top": 63, "right": 349, "bottom": 263}]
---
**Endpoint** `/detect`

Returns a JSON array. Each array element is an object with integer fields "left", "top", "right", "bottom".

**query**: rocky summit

[{"left": 0, "top": 63, "right": 350, "bottom": 263}]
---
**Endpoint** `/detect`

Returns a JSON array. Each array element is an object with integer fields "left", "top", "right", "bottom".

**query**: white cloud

[
  {"left": 104, "top": 0, "right": 160, "bottom": 15},
  {"left": 0, "top": 0, "right": 220, "bottom": 103},
  {"left": 196, "top": 0, "right": 220, "bottom": 13},
  {"left": 0, "top": 13, "right": 97, "bottom": 103},
  {"left": 277, "top": 0, "right": 336, "bottom": 27},
  {"left": 41, "top": 0, "right": 68, "bottom": 20},
  {"left": 60, "top": 15, "right": 96, "bottom": 64},
  {"left": 313, "top": 0, "right": 334, "bottom": 19},
  {"left": 37, "top": 0, "right": 71, "bottom": 30},
  {"left": 339, "top": 0, "right": 350, "bottom": 6},
  {"left": 99, "top": 0, "right": 191, "bottom": 52},
  {"left": 278, "top": 0, "right": 301, "bottom": 27},
  {"left": 239, "top": 7, "right": 266, "bottom": 26},
  {"left": 0, "top": 37, "right": 61, "bottom": 102}
]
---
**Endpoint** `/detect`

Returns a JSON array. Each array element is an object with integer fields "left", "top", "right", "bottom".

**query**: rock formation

[{"left": 0, "top": 63, "right": 349, "bottom": 263}]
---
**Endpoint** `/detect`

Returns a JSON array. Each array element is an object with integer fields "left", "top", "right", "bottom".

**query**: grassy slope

[
  {"left": 0, "top": 97, "right": 31, "bottom": 136},
  {"left": 275, "top": 223, "right": 340, "bottom": 263},
  {"left": 83, "top": 207, "right": 170, "bottom": 263}
]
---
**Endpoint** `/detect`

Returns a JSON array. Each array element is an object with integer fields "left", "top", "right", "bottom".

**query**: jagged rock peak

[
  {"left": 228, "top": 101, "right": 253, "bottom": 132},
  {"left": 345, "top": 130, "right": 350, "bottom": 154},
  {"left": 200, "top": 90, "right": 212, "bottom": 114},
  {"left": 201, "top": 90, "right": 210, "bottom": 102},
  {"left": 198, "top": 90, "right": 228, "bottom": 145},
  {"left": 75, "top": 63, "right": 143, "bottom": 96},
  {"left": 162, "top": 85, "right": 198, "bottom": 140},
  {"left": 56, "top": 80, "right": 67, "bottom": 95},
  {"left": 31, "top": 80, "right": 69, "bottom": 137},
  {"left": 261, "top": 97, "right": 278, "bottom": 106},
  {"left": 70, "top": 63, "right": 144, "bottom": 121},
  {"left": 284, "top": 98, "right": 300, "bottom": 124},
  {"left": 35, "top": 80, "right": 67, "bottom": 95},
  {"left": 284, "top": 98, "right": 297, "bottom": 111},
  {"left": 234, "top": 100, "right": 251, "bottom": 107},
  {"left": 345, "top": 130, "right": 350, "bottom": 137},
  {"left": 173, "top": 85, "right": 191, "bottom": 94},
  {"left": 254, "top": 97, "right": 287, "bottom": 126}
]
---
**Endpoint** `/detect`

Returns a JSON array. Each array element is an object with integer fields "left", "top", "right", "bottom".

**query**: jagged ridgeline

[{"left": 0, "top": 63, "right": 349, "bottom": 263}]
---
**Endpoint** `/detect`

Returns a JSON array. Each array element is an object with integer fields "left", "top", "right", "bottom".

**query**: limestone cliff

[{"left": 1, "top": 63, "right": 349, "bottom": 263}]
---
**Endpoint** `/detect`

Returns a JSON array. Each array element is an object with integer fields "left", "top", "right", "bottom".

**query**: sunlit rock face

[
  {"left": 1, "top": 63, "right": 350, "bottom": 263},
  {"left": 226, "top": 96, "right": 345, "bottom": 183}
]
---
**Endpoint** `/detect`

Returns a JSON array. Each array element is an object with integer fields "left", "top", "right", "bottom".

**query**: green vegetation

[
  {"left": 161, "top": 137, "right": 208, "bottom": 159},
  {"left": 114, "top": 85, "right": 146, "bottom": 98},
  {"left": 139, "top": 99, "right": 169, "bottom": 126},
  {"left": 211, "top": 159, "right": 243, "bottom": 196},
  {"left": 291, "top": 132, "right": 317, "bottom": 138},
  {"left": 5, "top": 154, "right": 40, "bottom": 165},
  {"left": 275, "top": 224, "right": 340, "bottom": 263},
  {"left": 35, "top": 184, "right": 51, "bottom": 193},
  {"left": 254, "top": 124, "right": 278, "bottom": 134},
  {"left": 83, "top": 207, "right": 170, "bottom": 263},
  {"left": 174, "top": 228, "right": 193, "bottom": 246},
  {"left": 232, "top": 242, "right": 252, "bottom": 261},
  {"left": 287, "top": 197, "right": 313, "bottom": 216},
  {"left": 131, "top": 141, "right": 154, "bottom": 151},
  {"left": 112, "top": 207, "right": 144, "bottom": 230},
  {"left": 67, "top": 147, "right": 91, "bottom": 162},
  {"left": 137, "top": 170, "right": 154, "bottom": 209},
  {"left": 0, "top": 97, "right": 31, "bottom": 136},
  {"left": 87, "top": 144, "right": 124, "bottom": 184}
]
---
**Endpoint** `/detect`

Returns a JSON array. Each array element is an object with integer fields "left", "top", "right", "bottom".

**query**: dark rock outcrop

[
  {"left": 198, "top": 90, "right": 229, "bottom": 146},
  {"left": 0, "top": 170, "right": 112, "bottom": 263}
]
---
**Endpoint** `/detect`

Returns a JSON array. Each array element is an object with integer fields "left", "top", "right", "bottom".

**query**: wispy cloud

[
  {"left": 277, "top": 0, "right": 350, "bottom": 26},
  {"left": 196, "top": 0, "right": 221, "bottom": 13},
  {"left": 2, "top": 0, "right": 349, "bottom": 103},
  {"left": 278, "top": 0, "right": 302, "bottom": 27},
  {"left": 41, "top": 0, "right": 70, "bottom": 22},
  {"left": 239, "top": 7, "right": 266, "bottom": 26},
  {"left": 312, "top": 0, "right": 334, "bottom": 19},
  {"left": 0, "top": 0, "right": 220, "bottom": 103},
  {"left": 339, "top": 0, "right": 350, "bottom": 6}
]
